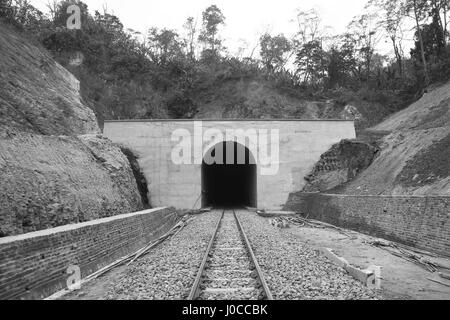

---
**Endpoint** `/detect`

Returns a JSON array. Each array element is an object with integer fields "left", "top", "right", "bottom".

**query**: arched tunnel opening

[{"left": 202, "top": 141, "right": 257, "bottom": 209}]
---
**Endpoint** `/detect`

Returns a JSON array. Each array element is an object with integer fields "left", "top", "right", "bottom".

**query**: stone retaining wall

[
  {"left": 284, "top": 193, "right": 449, "bottom": 257},
  {"left": 0, "top": 207, "right": 178, "bottom": 300}
]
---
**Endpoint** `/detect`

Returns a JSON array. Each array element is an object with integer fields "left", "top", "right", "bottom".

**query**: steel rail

[
  {"left": 188, "top": 209, "right": 273, "bottom": 300},
  {"left": 187, "top": 209, "right": 225, "bottom": 300},
  {"left": 233, "top": 210, "right": 273, "bottom": 300}
]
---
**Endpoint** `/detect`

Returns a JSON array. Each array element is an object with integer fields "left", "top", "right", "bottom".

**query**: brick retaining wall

[
  {"left": 284, "top": 193, "right": 449, "bottom": 257},
  {"left": 0, "top": 207, "right": 179, "bottom": 300}
]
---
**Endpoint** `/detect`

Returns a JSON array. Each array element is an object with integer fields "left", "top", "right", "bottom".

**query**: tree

[
  {"left": 198, "top": 5, "right": 225, "bottom": 55},
  {"left": 259, "top": 33, "right": 291, "bottom": 74},
  {"left": 0, "top": 0, "right": 16, "bottom": 23},
  {"left": 183, "top": 17, "right": 198, "bottom": 60},
  {"left": 46, "top": 0, "right": 58, "bottom": 21},
  {"left": 295, "top": 40, "right": 327, "bottom": 85},
  {"left": 403, "top": 0, "right": 431, "bottom": 84},
  {"left": 294, "top": 9, "right": 321, "bottom": 45},
  {"left": 443, "top": 0, "right": 449, "bottom": 43},
  {"left": 411, "top": 12, "right": 446, "bottom": 60},
  {"left": 429, "top": 0, "right": 448, "bottom": 45},
  {"left": 292, "top": 9, "right": 329, "bottom": 85},
  {"left": 147, "top": 28, "right": 183, "bottom": 64},
  {"left": 370, "top": 0, "right": 406, "bottom": 77},
  {"left": 327, "top": 35, "right": 358, "bottom": 88},
  {"left": 0, "top": 0, "right": 45, "bottom": 29},
  {"left": 348, "top": 13, "right": 381, "bottom": 82}
]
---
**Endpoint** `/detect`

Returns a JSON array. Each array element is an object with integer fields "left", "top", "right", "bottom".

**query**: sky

[{"left": 30, "top": 0, "right": 395, "bottom": 56}]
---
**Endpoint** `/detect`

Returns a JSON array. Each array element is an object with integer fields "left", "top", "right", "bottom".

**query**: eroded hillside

[
  {"left": 0, "top": 24, "right": 144, "bottom": 237},
  {"left": 0, "top": 25, "right": 98, "bottom": 136},
  {"left": 303, "top": 81, "right": 450, "bottom": 196}
]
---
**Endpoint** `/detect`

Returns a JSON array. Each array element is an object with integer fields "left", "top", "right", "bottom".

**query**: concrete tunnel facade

[{"left": 103, "top": 120, "right": 356, "bottom": 210}]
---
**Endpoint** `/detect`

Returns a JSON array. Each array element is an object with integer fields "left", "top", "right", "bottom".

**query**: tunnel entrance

[{"left": 202, "top": 141, "right": 257, "bottom": 209}]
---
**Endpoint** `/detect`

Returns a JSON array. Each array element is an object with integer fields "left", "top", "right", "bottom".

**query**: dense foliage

[{"left": 1, "top": 0, "right": 449, "bottom": 125}]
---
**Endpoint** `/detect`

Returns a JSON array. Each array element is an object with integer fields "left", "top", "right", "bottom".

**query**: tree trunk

[
  {"left": 433, "top": 0, "right": 446, "bottom": 45},
  {"left": 414, "top": 0, "right": 430, "bottom": 85},
  {"left": 391, "top": 36, "right": 403, "bottom": 77},
  {"left": 444, "top": 1, "right": 448, "bottom": 45}
]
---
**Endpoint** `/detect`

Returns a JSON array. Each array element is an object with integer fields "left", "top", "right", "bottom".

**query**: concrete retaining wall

[
  {"left": 284, "top": 193, "right": 450, "bottom": 257},
  {"left": 0, "top": 207, "right": 178, "bottom": 300}
]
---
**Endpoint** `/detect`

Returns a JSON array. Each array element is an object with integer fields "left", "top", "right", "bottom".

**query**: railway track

[{"left": 188, "top": 210, "right": 273, "bottom": 300}]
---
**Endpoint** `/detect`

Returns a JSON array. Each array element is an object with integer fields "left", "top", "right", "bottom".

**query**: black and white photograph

[{"left": 0, "top": 0, "right": 449, "bottom": 309}]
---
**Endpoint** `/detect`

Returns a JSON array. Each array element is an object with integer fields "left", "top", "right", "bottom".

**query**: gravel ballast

[
  {"left": 236, "top": 211, "right": 381, "bottom": 300},
  {"left": 105, "top": 211, "right": 222, "bottom": 300},
  {"left": 198, "top": 211, "right": 264, "bottom": 300},
  {"left": 60, "top": 210, "right": 381, "bottom": 300}
]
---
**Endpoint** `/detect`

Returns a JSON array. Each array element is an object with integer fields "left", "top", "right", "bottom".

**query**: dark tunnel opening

[{"left": 202, "top": 141, "right": 257, "bottom": 209}]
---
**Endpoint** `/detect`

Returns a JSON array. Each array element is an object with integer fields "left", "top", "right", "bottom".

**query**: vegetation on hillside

[{"left": 1, "top": 0, "right": 449, "bottom": 127}]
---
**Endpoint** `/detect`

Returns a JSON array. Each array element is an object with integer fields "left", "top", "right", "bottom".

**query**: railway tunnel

[
  {"left": 103, "top": 120, "right": 357, "bottom": 210},
  {"left": 202, "top": 141, "right": 257, "bottom": 208}
]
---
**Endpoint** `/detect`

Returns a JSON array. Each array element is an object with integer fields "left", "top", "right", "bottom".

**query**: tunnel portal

[
  {"left": 103, "top": 120, "right": 357, "bottom": 209},
  {"left": 202, "top": 141, "right": 257, "bottom": 208}
]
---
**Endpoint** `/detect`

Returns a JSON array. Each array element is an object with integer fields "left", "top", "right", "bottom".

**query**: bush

[{"left": 167, "top": 95, "right": 197, "bottom": 119}]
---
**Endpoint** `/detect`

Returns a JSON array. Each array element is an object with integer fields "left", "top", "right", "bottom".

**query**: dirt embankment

[
  {"left": 0, "top": 25, "right": 98, "bottom": 137},
  {"left": 343, "top": 81, "right": 450, "bottom": 196},
  {"left": 306, "top": 81, "right": 450, "bottom": 196},
  {"left": 302, "top": 140, "right": 380, "bottom": 193},
  {"left": 0, "top": 24, "right": 144, "bottom": 237}
]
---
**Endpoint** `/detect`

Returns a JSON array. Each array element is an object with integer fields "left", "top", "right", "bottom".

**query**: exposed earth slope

[
  {"left": 0, "top": 24, "right": 144, "bottom": 237},
  {"left": 304, "top": 81, "right": 450, "bottom": 196},
  {"left": 0, "top": 25, "right": 98, "bottom": 136}
]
